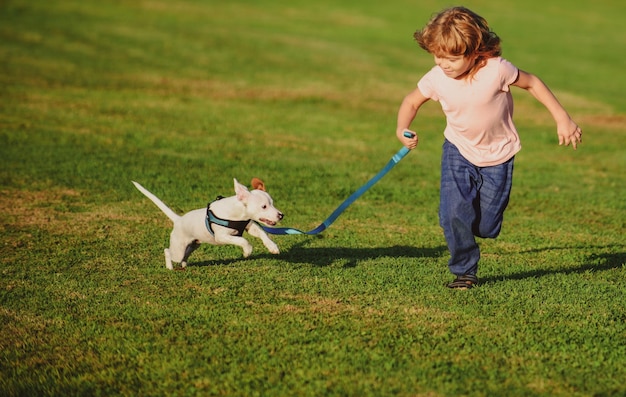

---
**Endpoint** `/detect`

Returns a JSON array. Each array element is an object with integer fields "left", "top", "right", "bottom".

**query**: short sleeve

[
  {"left": 417, "top": 66, "right": 440, "bottom": 101},
  {"left": 499, "top": 58, "right": 519, "bottom": 92}
]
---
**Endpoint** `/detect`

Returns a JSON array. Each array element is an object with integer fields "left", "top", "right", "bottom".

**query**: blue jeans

[{"left": 439, "top": 140, "right": 514, "bottom": 277}]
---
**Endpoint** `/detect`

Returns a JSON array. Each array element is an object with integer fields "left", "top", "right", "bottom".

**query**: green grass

[{"left": 1, "top": 0, "right": 625, "bottom": 396}]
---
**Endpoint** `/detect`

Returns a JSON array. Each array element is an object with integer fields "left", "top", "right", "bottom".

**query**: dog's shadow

[
  {"left": 193, "top": 241, "right": 447, "bottom": 268},
  {"left": 276, "top": 242, "right": 447, "bottom": 268}
]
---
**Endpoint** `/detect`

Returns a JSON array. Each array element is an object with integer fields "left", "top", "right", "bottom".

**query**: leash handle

[
  {"left": 261, "top": 131, "right": 416, "bottom": 236},
  {"left": 403, "top": 130, "right": 416, "bottom": 139},
  {"left": 393, "top": 130, "right": 415, "bottom": 161}
]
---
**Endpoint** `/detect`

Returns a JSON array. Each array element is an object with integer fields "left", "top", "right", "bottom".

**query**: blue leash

[{"left": 261, "top": 132, "right": 415, "bottom": 235}]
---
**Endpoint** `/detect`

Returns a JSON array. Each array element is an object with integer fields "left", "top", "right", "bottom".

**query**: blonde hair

[{"left": 414, "top": 7, "right": 501, "bottom": 79}]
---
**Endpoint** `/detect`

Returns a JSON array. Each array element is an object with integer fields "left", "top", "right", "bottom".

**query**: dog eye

[{"left": 262, "top": 205, "right": 267, "bottom": 209}]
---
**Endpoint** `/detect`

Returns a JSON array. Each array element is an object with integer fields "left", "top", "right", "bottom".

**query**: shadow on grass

[
  {"left": 192, "top": 243, "right": 624, "bottom": 280},
  {"left": 192, "top": 242, "right": 447, "bottom": 268},
  {"left": 277, "top": 243, "right": 448, "bottom": 268},
  {"left": 480, "top": 248, "right": 626, "bottom": 285}
]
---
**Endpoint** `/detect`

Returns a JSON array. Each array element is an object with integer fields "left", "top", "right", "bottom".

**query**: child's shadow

[{"left": 480, "top": 248, "right": 626, "bottom": 284}]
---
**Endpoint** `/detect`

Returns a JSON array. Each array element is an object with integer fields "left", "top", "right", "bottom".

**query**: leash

[{"left": 261, "top": 132, "right": 415, "bottom": 235}]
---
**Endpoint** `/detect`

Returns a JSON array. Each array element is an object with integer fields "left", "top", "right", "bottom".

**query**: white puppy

[{"left": 132, "top": 178, "right": 283, "bottom": 270}]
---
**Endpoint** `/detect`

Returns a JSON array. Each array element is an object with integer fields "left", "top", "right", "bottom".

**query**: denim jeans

[{"left": 439, "top": 140, "right": 514, "bottom": 276}]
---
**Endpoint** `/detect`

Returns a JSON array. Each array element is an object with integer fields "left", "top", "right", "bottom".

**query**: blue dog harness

[{"left": 205, "top": 196, "right": 250, "bottom": 237}]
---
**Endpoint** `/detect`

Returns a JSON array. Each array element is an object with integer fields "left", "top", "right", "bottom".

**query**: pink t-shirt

[{"left": 417, "top": 57, "right": 521, "bottom": 167}]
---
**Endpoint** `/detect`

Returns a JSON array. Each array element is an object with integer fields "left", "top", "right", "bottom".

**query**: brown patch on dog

[{"left": 251, "top": 178, "right": 266, "bottom": 191}]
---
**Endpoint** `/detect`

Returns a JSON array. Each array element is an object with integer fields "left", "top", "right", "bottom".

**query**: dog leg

[
  {"left": 164, "top": 248, "right": 173, "bottom": 270},
  {"left": 213, "top": 234, "right": 254, "bottom": 257},
  {"left": 180, "top": 241, "right": 200, "bottom": 268},
  {"left": 246, "top": 223, "right": 280, "bottom": 254}
]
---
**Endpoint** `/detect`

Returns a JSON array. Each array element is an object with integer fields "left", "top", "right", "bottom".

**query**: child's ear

[{"left": 251, "top": 177, "right": 266, "bottom": 192}]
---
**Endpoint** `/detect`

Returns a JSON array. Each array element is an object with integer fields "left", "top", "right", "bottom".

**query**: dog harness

[{"left": 205, "top": 196, "right": 250, "bottom": 237}]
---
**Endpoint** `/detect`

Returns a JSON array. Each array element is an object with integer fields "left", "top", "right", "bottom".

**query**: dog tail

[{"left": 132, "top": 181, "right": 180, "bottom": 223}]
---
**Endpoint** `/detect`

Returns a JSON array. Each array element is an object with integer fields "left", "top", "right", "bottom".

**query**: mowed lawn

[{"left": 1, "top": 0, "right": 624, "bottom": 396}]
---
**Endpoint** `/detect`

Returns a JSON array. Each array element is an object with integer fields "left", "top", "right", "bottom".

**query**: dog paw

[
  {"left": 266, "top": 242, "right": 280, "bottom": 255},
  {"left": 242, "top": 244, "right": 253, "bottom": 258}
]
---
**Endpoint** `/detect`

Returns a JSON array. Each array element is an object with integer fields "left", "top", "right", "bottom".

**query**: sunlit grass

[{"left": 1, "top": 0, "right": 624, "bottom": 396}]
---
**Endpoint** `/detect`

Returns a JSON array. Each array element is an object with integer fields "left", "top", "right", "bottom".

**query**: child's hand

[
  {"left": 398, "top": 129, "right": 419, "bottom": 149},
  {"left": 557, "top": 119, "right": 583, "bottom": 150}
]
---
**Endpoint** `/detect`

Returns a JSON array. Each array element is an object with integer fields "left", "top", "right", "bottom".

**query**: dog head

[{"left": 234, "top": 178, "right": 284, "bottom": 226}]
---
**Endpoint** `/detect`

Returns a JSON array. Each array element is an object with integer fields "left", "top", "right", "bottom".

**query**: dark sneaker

[{"left": 447, "top": 274, "right": 478, "bottom": 290}]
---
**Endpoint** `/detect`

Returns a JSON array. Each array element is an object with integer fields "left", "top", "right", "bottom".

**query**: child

[{"left": 396, "top": 6, "right": 582, "bottom": 289}]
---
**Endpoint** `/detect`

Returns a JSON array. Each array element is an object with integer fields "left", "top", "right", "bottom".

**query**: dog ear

[
  {"left": 234, "top": 178, "right": 250, "bottom": 202},
  {"left": 251, "top": 177, "right": 266, "bottom": 191}
]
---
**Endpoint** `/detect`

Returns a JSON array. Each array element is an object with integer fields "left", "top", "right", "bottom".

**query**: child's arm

[
  {"left": 513, "top": 70, "right": 583, "bottom": 149},
  {"left": 396, "top": 87, "right": 429, "bottom": 149}
]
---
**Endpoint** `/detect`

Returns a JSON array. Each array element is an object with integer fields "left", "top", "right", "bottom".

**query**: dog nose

[{"left": 278, "top": 212, "right": 284, "bottom": 220}]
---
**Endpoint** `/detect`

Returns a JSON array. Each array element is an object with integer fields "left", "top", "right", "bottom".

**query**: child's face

[{"left": 433, "top": 54, "right": 475, "bottom": 79}]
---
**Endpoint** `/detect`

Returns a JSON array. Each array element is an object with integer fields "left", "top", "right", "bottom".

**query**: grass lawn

[{"left": 1, "top": 0, "right": 624, "bottom": 396}]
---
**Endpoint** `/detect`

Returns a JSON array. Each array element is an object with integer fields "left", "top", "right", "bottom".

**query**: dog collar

[{"left": 205, "top": 196, "right": 250, "bottom": 237}]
